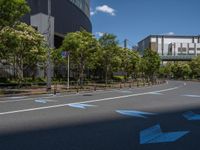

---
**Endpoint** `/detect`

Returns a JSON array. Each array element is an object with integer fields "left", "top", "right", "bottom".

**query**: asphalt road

[{"left": 0, "top": 81, "right": 199, "bottom": 150}]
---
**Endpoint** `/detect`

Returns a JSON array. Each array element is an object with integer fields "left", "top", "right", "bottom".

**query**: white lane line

[
  {"left": 0, "top": 87, "right": 179, "bottom": 116},
  {"left": 10, "top": 96, "right": 27, "bottom": 99}
]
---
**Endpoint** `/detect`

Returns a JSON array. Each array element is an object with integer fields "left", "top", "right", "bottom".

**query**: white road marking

[
  {"left": 10, "top": 96, "right": 27, "bottom": 99},
  {"left": 0, "top": 87, "right": 179, "bottom": 116},
  {"left": 182, "top": 94, "right": 200, "bottom": 98}
]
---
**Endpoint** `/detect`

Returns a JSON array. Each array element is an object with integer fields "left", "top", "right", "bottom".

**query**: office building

[
  {"left": 23, "top": 0, "right": 92, "bottom": 48},
  {"left": 138, "top": 35, "right": 200, "bottom": 61}
]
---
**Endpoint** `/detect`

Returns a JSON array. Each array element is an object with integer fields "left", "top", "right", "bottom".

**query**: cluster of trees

[
  {"left": 0, "top": 0, "right": 47, "bottom": 82},
  {"left": 53, "top": 31, "right": 161, "bottom": 84},
  {"left": 0, "top": 0, "right": 161, "bottom": 84},
  {"left": 159, "top": 56, "right": 200, "bottom": 80}
]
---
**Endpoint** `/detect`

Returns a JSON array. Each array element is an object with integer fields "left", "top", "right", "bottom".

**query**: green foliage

[
  {"left": 113, "top": 76, "right": 124, "bottom": 82},
  {"left": 0, "top": 23, "right": 47, "bottom": 81},
  {"left": 170, "top": 62, "right": 191, "bottom": 79},
  {"left": 59, "top": 30, "right": 100, "bottom": 83},
  {"left": 142, "top": 49, "right": 161, "bottom": 81},
  {"left": 190, "top": 56, "right": 200, "bottom": 78},
  {"left": 0, "top": 0, "right": 30, "bottom": 29},
  {"left": 98, "top": 33, "right": 121, "bottom": 83},
  {"left": 159, "top": 63, "right": 173, "bottom": 78},
  {"left": 119, "top": 48, "right": 140, "bottom": 79}
]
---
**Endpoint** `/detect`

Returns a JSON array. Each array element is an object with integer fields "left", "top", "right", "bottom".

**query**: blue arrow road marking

[
  {"left": 182, "top": 94, "right": 200, "bottom": 98},
  {"left": 140, "top": 124, "right": 189, "bottom": 144},
  {"left": 183, "top": 111, "right": 200, "bottom": 120},
  {"left": 68, "top": 103, "right": 96, "bottom": 109},
  {"left": 116, "top": 110, "right": 156, "bottom": 118}
]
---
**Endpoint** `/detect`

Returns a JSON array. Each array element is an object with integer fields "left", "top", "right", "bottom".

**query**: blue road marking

[
  {"left": 183, "top": 111, "right": 200, "bottom": 120},
  {"left": 140, "top": 124, "right": 189, "bottom": 144},
  {"left": 68, "top": 103, "right": 96, "bottom": 109},
  {"left": 182, "top": 94, "right": 200, "bottom": 98},
  {"left": 116, "top": 110, "right": 156, "bottom": 118}
]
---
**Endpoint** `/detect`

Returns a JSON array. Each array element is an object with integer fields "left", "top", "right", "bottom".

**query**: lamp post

[
  {"left": 67, "top": 53, "right": 70, "bottom": 89},
  {"left": 47, "top": 0, "right": 52, "bottom": 91}
]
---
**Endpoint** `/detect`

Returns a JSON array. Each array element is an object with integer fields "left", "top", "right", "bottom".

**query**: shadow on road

[{"left": 0, "top": 107, "right": 200, "bottom": 150}]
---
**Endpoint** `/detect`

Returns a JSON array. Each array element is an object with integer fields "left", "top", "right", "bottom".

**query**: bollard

[
  {"left": 54, "top": 83, "right": 57, "bottom": 95},
  {"left": 120, "top": 83, "right": 122, "bottom": 89},
  {"left": 76, "top": 86, "right": 79, "bottom": 93},
  {"left": 129, "top": 82, "right": 131, "bottom": 89},
  {"left": 94, "top": 84, "right": 97, "bottom": 91}
]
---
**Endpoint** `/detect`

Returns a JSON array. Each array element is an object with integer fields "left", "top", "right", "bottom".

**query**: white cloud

[
  {"left": 95, "top": 32, "right": 104, "bottom": 37},
  {"left": 90, "top": 11, "right": 95, "bottom": 16},
  {"left": 166, "top": 32, "right": 175, "bottom": 35},
  {"left": 91, "top": 5, "right": 116, "bottom": 16},
  {"left": 96, "top": 5, "right": 116, "bottom": 16}
]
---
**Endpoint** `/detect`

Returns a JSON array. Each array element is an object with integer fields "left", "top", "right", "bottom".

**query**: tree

[
  {"left": 159, "top": 63, "right": 173, "bottom": 78},
  {"left": 98, "top": 33, "right": 121, "bottom": 84},
  {"left": 60, "top": 30, "right": 100, "bottom": 85},
  {"left": 120, "top": 48, "right": 140, "bottom": 80},
  {"left": 0, "top": 0, "right": 30, "bottom": 29},
  {"left": 171, "top": 63, "right": 191, "bottom": 79},
  {"left": 181, "top": 63, "right": 191, "bottom": 79},
  {"left": 142, "top": 49, "right": 161, "bottom": 81},
  {"left": 0, "top": 23, "right": 47, "bottom": 81},
  {"left": 190, "top": 56, "right": 200, "bottom": 79}
]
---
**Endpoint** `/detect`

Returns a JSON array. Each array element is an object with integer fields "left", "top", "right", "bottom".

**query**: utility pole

[{"left": 47, "top": 0, "right": 52, "bottom": 91}]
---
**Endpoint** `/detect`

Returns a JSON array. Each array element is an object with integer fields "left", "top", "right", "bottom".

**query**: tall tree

[
  {"left": 120, "top": 48, "right": 140, "bottom": 80},
  {"left": 0, "top": 0, "right": 30, "bottom": 29},
  {"left": 0, "top": 23, "right": 47, "bottom": 81},
  {"left": 142, "top": 49, "right": 161, "bottom": 81},
  {"left": 60, "top": 30, "right": 100, "bottom": 85},
  {"left": 98, "top": 33, "right": 121, "bottom": 84}
]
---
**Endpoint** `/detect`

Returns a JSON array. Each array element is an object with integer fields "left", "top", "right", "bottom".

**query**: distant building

[{"left": 138, "top": 35, "right": 200, "bottom": 61}]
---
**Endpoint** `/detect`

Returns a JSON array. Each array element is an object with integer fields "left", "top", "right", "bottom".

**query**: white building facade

[{"left": 138, "top": 35, "right": 200, "bottom": 56}]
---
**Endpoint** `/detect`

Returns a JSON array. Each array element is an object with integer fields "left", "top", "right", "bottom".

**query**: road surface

[{"left": 0, "top": 81, "right": 199, "bottom": 150}]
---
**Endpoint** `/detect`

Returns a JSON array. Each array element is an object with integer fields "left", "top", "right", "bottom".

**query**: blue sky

[{"left": 90, "top": 0, "right": 200, "bottom": 47}]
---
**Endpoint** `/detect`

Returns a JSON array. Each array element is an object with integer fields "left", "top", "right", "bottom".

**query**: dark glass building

[{"left": 23, "top": 0, "right": 92, "bottom": 48}]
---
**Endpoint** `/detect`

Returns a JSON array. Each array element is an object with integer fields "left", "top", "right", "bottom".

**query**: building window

[
  {"left": 189, "top": 48, "right": 195, "bottom": 51},
  {"left": 182, "top": 47, "right": 187, "bottom": 52}
]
